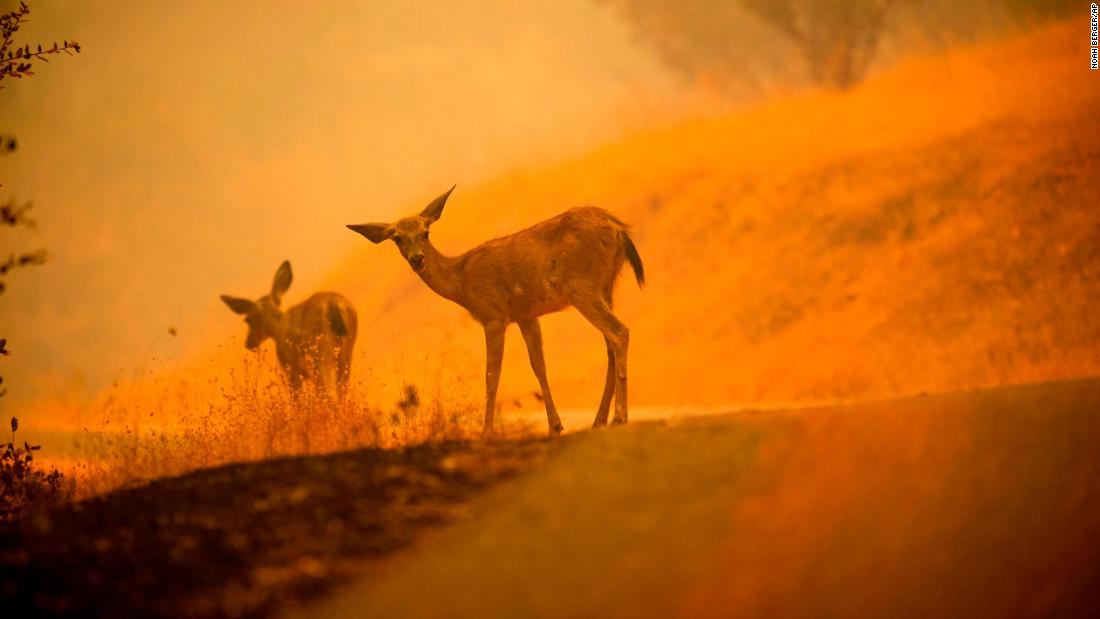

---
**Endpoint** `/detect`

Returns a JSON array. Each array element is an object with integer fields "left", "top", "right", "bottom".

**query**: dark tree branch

[
  {"left": 0, "top": 197, "right": 36, "bottom": 228},
  {"left": 0, "top": 2, "right": 81, "bottom": 87}
]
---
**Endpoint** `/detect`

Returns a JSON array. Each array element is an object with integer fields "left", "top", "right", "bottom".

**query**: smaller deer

[
  {"left": 220, "top": 261, "right": 358, "bottom": 395},
  {"left": 348, "top": 186, "right": 644, "bottom": 435}
]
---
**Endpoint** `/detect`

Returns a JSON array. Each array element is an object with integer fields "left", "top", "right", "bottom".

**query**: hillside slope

[
  {"left": 327, "top": 19, "right": 1099, "bottom": 414},
  {"left": 30, "top": 20, "right": 1095, "bottom": 445}
]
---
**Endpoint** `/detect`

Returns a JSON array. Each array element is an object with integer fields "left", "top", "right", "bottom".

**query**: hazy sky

[{"left": 0, "top": 0, "right": 699, "bottom": 410}]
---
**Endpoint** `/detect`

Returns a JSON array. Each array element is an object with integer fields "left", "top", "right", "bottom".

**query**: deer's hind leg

[
  {"left": 518, "top": 318, "right": 564, "bottom": 436},
  {"left": 593, "top": 337, "right": 616, "bottom": 427},
  {"left": 336, "top": 345, "right": 352, "bottom": 401},
  {"left": 593, "top": 286, "right": 617, "bottom": 427},
  {"left": 570, "top": 290, "right": 629, "bottom": 425}
]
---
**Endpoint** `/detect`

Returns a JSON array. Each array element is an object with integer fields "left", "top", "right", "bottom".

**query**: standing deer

[
  {"left": 220, "top": 261, "right": 358, "bottom": 396},
  {"left": 347, "top": 186, "right": 644, "bottom": 435}
]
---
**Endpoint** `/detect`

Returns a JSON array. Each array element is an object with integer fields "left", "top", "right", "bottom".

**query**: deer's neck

[
  {"left": 418, "top": 240, "right": 465, "bottom": 307},
  {"left": 269, "top": 313, "right": 293, "bottom": 349}
]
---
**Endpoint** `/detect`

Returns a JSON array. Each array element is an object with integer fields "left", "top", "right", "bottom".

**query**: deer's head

[
  {"left": 220, "top": 261, "right": 293, "bottom": 350},
  {"left": 346, "top": 185, "right": 454, "bottom": 273}
]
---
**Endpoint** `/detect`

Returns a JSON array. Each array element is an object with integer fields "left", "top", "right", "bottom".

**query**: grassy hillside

[
  {"left": 24, "top": 19, "right": 1097, "bottom": 488},
  {"left": 328, "top": 18, "right": 1099, "bottom": 412}
]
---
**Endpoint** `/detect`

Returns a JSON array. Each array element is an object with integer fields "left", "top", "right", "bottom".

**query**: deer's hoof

[
  {"left": 611, "top": 417, "right": 628, "bottom": 426},
  {"left": 549, "top": 423, "right": 564, "bottom": 436}
]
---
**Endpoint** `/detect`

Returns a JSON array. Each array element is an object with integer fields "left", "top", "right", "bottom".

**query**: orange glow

[
  {"left": 2, "top": 5, "right": 1099, "bottom": 617},
  {"left": 5, "top": 13, "right": 1098, "bottom": 490}
]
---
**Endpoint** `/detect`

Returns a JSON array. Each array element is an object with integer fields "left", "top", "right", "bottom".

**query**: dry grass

[{"left": 55, "top": 351, "right": 503, "bottom": 497}]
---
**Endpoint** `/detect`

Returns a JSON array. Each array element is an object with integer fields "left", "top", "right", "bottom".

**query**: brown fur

[
  {"left": 221, "top": 261, "right": 358, "bottom": 396},
  {"left": 348, "top": 187, "right": 644, "bottom": 435}
]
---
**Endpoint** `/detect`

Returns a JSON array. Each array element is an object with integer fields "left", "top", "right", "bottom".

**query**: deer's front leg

[
  {"left": 483, "top": 321, "right": 506, "bottom": 435},
  {"left": 285, "top": 365, "right": 304, "bottom": 393},
  {"left": 518, "top": 318, "right": 564, "bottom": 436}
]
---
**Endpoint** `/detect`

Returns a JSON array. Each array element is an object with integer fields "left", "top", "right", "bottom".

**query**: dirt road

[{"left": 309, "top": 378, "right": 1100, "bottom": 618}]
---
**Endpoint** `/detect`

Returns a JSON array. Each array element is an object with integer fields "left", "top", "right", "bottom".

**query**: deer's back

[
  {"left": 284, "top": 292, "right": 358, "bottom": 351},
  {"left": 458, "top": 207, "right": 628, "bottom": 322}
]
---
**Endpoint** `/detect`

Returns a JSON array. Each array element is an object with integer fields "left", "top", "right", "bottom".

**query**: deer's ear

[
  {"left": 420, "top": 184, "right": 455, "bottom": 223},
  {"left": 220, "top": 295, "right": 256, "bottom": 315},
  {"left": 346, "top": 223, "right": 394, "bottom": 244},
  {"left": 271, "top": 260, "right": 293, "bottom": 306}
]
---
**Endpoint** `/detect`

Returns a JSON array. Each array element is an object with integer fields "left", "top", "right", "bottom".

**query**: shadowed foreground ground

[
  {"left": 311, "top": 377, "right": 1100, "bottom": 618},
  {"left": 0, "top": 439, "right": 554, "bottom": 618}
]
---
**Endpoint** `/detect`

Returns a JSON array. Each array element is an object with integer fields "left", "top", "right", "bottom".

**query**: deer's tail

[
  {"left": 622, "top": 231, "right": 645, "bottom": 289},
  {"left": 329, "top": 305, "right": 349, "bottom": 337}
]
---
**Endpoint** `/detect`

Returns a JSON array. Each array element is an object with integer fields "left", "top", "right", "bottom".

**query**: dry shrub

[{"left": 1, "top": 417, "right": 73, "bottom": 521}]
